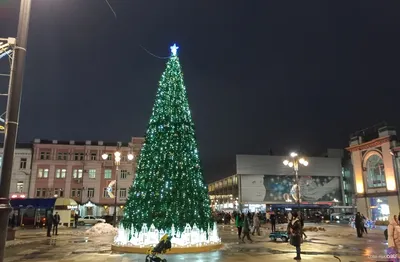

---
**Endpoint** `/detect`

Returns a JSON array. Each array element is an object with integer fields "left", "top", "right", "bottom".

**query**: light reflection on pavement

[{"left": 4, "top": 223, "right": 386, "bottom": 262}]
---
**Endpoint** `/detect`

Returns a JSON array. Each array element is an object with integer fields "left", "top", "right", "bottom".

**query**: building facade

[
  {"left": 29, "top": 137, "right": 144, "bottom": 217},
  {"left": 347, "top": 126, "right": 399, "bottom": 221},
  {"left": 208, "top": 175, "right": 239, "bottom": 211},
  {"left": 0, "top": 144, "right": 33, "bottom": 199},
  {"left": 236, "top": 152, "right": 344, "bottom": 212}
]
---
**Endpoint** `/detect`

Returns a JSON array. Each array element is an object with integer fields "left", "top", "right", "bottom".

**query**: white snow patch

[
  {"left": 85, "top": 223, "right": 117, "bottom": 236},
  {"left": 6, "top": 239, "right": 33, "bottom": 247}
]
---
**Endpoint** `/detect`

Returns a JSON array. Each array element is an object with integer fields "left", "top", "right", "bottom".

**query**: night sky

[{"left": 1, "top": 1, "right": 400, "bottom": 182}]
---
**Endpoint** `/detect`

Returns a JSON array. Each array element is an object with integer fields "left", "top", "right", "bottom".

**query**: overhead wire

[{"left": 104, "top": 0, "right": 171, "bottom": 60}]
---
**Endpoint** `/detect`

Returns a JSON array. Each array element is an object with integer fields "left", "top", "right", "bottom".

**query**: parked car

[
  {"left": 339, "top": 213, "right": 354, "bottom": 221},
  {"left": 78, "top": 216, "right": 105, "bottom": 225},
  {"left": 269, "top": 231, "right": 289, "bottom": 242}
]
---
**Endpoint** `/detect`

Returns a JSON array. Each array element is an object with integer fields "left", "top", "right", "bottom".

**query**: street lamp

[
  {"left": 101, "top": 144, "right": 134, "bottom": 227},
  {"left": 0, "top": 1, "right": 31, "bottom": 261},
  {"left": 283, "top": 152, "right": 309, "bottom": 211}
]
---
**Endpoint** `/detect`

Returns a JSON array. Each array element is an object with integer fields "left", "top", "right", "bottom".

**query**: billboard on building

[{"left": 241, "top": 174, "right": 342, "bottom": 203}]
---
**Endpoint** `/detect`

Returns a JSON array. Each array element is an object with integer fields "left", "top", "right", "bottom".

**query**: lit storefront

[
  {"left": 347, "top": 126, "right": 400, "bottom": 221},
  {"left": 370, "top": 197, "right": 389, "bottom": 221},
  {"left": 208, "top": 175, "right": 239, "bottom": 211}
]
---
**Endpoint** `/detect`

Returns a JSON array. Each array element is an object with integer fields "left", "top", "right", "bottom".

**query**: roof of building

[
  {"left": 10, "top": 198, "right": 57, "bottom": 209},
  {"left": 0, "top": 143, "right": 32, "bottom": 149}
]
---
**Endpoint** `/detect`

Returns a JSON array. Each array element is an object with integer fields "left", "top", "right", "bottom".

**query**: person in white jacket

[{"left": 387, "top": 214, "right": 399, "bottom": 260}]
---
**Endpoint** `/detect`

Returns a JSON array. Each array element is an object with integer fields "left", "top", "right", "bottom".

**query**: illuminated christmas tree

[{"left": 122, "top": 44, "right": 213, "bottom": 235}]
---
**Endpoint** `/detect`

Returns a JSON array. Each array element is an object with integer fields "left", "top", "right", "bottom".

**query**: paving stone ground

[{"left": 4, "top": 223, "right": 388, "bottom": 262}]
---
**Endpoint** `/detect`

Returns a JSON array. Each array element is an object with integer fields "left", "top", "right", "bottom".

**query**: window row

[
  {"left": 35, "top": 187, "right": 127, "bottom": 199},
  {"left": 0, "top": 157, "right": 28, "bottom": 169},
  {"left": 39, "top": 151, "right": 133, "bottom": 161},
  {"left": 37, "top": 168, "right": 130, "bottom": 179},
  {"left": 35, "top": 188, "right": 65, "bottom": 198}
]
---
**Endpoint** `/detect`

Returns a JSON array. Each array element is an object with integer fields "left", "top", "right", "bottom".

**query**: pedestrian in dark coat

[
  {"left": 46, "top": 211, "right": 53, "bottom": 237},
  {"left": 289, "top": 211, "right": 302, "bottom": 260},
  {"left": 53, "top": 212, "right": 60, "bottom": 235},
  {"left": 355, "top": 212, "right": 363, "bottom": 238}
]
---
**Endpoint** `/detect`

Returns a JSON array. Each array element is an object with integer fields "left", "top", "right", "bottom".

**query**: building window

[
  {"left": 72, "top": 188, "right": 82, "bottom": 198},
  {"left": 40, "top": 151, "right": 50, "bottom": 160},
  {"left": 54, "top": 188, "right": 64, "bottom": 197},
  {"left": 104, "top": 169, "right": 112, "bottom": 179},
  {"left": 19, "top": 158, "right": 27, "bottom": 169},
  {"left": 17, "top": 182, "right": 24, "bottom": 193},
  {"left": 107, "top": 154, "right": 112, "bottom": 160},
  {"left": 87, "top": 188, "right": 94, "bottom": 198},
  {"left": 38, "top": 168, "right": 49, "bottom": 178},
  {"left": 57, "top": 152, "right": 68, "bottom": 160},
  {"left": 36, "top": 188, "right": 48, "bottom": 198},
  {"left": 90, "top": 152, "right": 97, "bottom": 160},
  {"left": 366, "top": 154, "right": 386, "bottom": 188},
  {"left": 74, "top": 152, "right": 85, "bottom": 161},
  {"left": 119, "top": 188, "right": 127, "bottom": 199},
  {"left": 73, "top": 169, "right": 83, "bottom": 179},
  {"left": 103, "top": 187, "right": 110, "bottom": 198},
  {"left": 120, "top": 169, "right": 128, "bottom": 179},
  {"left": 55, "top": 168, "right": 67, "bottom": 178},
  {"left": 88, "top": 169, "right": 96, "bottom": 179}
]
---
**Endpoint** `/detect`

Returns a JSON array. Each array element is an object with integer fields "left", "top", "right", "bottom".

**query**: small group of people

[
  {"left": 46, "top": 211, "right": 61, "bottom": 237},
  {"left": 235, "top": 213, "right": 260, "bottom": 243},
  {"left": 235, "top": 211, "right": 305, "bottom": 260},
  {"left": 354, "top": 212, "right": 368, "bottom": 237}
]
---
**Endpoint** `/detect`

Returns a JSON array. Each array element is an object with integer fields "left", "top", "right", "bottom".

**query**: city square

[
  {"left": 0, "top": 1, "right": 399, "bottom": 262},
  {"left": 4, "top": 223, "right": 387, "bottom": 262}
]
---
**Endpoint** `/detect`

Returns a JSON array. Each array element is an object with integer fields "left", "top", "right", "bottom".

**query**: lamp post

[
  {"left": 0, "top": 1, "right": 31, "bottom": 261},
  {"left": 283, "top": 152, "right": 309, "bottom": 212},
  {"left": 102, "top": 144, "right": 134, "bottom": 227}
]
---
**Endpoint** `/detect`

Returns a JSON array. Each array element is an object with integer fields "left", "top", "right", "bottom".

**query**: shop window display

[
  {"left": 366, "top": 154, "right": 386, "bottom": 188},
  {"left": 369, "top": 197, "right": 389, "bottom": 221}
]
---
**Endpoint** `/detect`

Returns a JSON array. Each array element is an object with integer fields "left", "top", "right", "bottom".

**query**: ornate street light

[
  {"left": 283, "top": 152, "right": 309, "bottom": 211},
  {"left": 102, "top": 143, "right": 135, "bottom": 227}
]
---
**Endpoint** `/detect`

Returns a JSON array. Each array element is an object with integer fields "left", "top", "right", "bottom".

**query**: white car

[{"left": 78, "top": 216, "right": 105, "bottom": 225}]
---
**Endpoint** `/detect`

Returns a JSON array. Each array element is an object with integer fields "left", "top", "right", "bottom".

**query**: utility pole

[{"left": 0, "top": 1, "right": 31, "bottom": 261}]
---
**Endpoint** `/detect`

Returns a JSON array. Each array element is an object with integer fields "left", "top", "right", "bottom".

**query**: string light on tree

[{"left": 114, "top": 44, "right": 220, "bottom": 248}]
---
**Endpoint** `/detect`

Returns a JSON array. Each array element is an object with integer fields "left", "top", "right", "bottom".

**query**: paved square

[{"left": 4, "top": 223, "right": 387, "bottom": 262}]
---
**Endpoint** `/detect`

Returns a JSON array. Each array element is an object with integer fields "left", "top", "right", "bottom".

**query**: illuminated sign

[{"left": 107, "top": 180, "right": 116, "bottom": 198}]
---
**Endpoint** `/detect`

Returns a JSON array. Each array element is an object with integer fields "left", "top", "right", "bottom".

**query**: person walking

[
  {"left": 241, "top": 213, "right": 253, "bottom": 243},
  {"left": 270, "top": 213, "right": 276, "bottom": 233},
  {"left": 46, "top": 211, "right": 54, "bottom": 237},
  {"left": 235, "top": 213, "right": 244, "bottom": 239},
  {"left": 53, "top": 212, "right": 60, "bottom": 236},
  {"left": 252, "top": 213, "right": 261, "bottom": 236},
  {"left": 289, "top": 211, "right": 302, "bottom": 260},
  {"left": 355, "top": 212, "right": 363, "bottom": 238},
  {"left": 74, "top": 213, "right": 79, "bottom": 228}
]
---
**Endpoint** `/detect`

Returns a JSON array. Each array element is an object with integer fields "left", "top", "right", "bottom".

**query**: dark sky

[{"left": 1, "top": 1, "right": 400, "bottom": 182}]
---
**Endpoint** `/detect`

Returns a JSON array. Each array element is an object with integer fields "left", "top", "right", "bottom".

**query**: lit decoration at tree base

[{"left": 113, "top": 222, "right": 221, "bottom": 248}]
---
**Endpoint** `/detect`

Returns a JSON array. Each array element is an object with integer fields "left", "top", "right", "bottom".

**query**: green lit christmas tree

[{"left": 122, "top": 44, "right": 213, "bottom": 235}]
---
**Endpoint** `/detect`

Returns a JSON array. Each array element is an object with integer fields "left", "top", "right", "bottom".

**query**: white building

[
  {"left": 0, "top": 144, "right": 33, "bottom": 199},
  {"left": 236, "top": 152, "right": 344, "bottom": 212},
  {"left": 347, "top": 125, "right": 399, "bottom": 221}
]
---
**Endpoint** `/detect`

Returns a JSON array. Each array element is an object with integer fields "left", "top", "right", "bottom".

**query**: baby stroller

[{"left": 145, "top": 234, "right": 173, "bottom": 262}]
